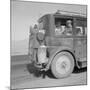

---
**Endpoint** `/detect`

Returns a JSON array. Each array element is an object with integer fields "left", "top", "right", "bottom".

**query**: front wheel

[{"left": 51, "top": 51, "right": 75, "bottom": 79}]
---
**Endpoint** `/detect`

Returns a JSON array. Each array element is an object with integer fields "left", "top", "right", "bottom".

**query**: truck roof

[
  {"left": 54, "top": 10, "right": 86, "bottom": 18},
  {"left": 38, "top": 10, "right": 87, "bottom": 22}
]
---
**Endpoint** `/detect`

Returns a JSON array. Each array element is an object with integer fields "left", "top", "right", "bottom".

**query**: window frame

[{"left": 54, "top": 16, "right": 74, "bottom": 37}]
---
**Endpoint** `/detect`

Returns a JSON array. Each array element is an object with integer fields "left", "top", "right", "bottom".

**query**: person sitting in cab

[
  {"left": 65, "top": 20, "right": 72, "bottom": 35},
  {"left": 55, "top": 22, "right": 65, "bottom": 35},
  {"left": 36, "top": 30, "right": 48, "bottom": 66}
]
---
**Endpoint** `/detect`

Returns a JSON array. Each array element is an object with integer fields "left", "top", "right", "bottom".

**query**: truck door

[{"left": 74, "top": 19, "right": 87, "bottom": 62}]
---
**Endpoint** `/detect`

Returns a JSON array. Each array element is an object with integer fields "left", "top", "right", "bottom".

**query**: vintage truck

[{"left": 28, "top": 10, "right": 87, "bottom": 78}]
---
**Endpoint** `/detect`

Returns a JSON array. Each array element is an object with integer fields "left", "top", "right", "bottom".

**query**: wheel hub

[{"left": 56, "top": 55, "right": 71, "bottom": 75}]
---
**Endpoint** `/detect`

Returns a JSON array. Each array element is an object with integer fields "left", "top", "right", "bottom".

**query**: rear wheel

[{"left": 51, "top": 51, "right": 75, "bottom": 79}]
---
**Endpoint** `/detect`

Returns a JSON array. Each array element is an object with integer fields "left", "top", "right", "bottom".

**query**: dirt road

[{"left": 11, "top": 55, "right": 87, "bottom": 89}]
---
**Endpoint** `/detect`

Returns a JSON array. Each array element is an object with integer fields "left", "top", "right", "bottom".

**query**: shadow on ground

[
  {"left": 73, "top": 67, "right": 87, "bottom": 74},
  {"left": 27, "top": 63, "right": 41, "bottom": 77},
  {"left": 27, "top": 63, "right": 55, "bottom": 79},
  {"left": 27, "top": 63, "right": 87, "bottom": 79}
]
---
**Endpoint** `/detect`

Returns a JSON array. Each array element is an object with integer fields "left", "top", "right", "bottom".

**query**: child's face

[
  {"left": 56, "top": 22, "right": 61, "bottom": 27},
  {"left": 66, "top": 21, "right": 72, "bottom": 27}
]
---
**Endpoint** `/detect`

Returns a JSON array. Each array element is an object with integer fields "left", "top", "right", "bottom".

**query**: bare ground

[{"left": 11, "top": 55, "right": 87, "bottom": 89}]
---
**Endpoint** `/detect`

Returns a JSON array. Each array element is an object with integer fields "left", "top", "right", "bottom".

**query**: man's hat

[{"left": 66, "top": 20, "right": 72, "bottom": 24}]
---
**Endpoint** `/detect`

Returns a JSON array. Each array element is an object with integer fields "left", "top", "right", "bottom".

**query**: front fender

[{"left": 46, "top": 46, "right": 75, "bottom": 69}]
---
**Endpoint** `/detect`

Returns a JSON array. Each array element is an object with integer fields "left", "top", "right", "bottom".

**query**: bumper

[{"left": 78, "top": 61, "right": 87, "bottom": 68}]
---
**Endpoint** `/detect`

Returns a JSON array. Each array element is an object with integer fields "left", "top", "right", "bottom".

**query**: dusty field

[{"left": 11, "top": 55, "right": 87, "bottom": 89}]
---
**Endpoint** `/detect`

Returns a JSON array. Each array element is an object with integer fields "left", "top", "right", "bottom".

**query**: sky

[{"left": 11, "top": 0, "right": 87, "bottom": 41}]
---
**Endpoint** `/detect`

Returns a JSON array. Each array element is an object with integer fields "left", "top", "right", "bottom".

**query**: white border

[{"left": 0, "top": 0, "right": 10, "bottom": 90}]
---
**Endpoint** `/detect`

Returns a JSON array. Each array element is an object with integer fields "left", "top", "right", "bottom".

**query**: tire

[{"left": 51, "top": 51, "right": 75, "bottom": 79}]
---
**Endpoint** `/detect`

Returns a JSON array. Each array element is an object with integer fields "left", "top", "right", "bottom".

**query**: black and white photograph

[{"left": 10, "top": 0, "right": 87, "bottom": 89}]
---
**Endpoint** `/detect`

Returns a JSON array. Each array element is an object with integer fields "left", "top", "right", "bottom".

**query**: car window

[
  {"left": 54, "top": 17, "right": 73, "bottom": 36},
  {"left": 75, "top": 26, "right": 83, "bottom": 36},
  {"left": 75, "top": 19, "right": 87, "bottom": 36},
  {"left": 38, "top": 21, "right": 44, "bottom": 30}
]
